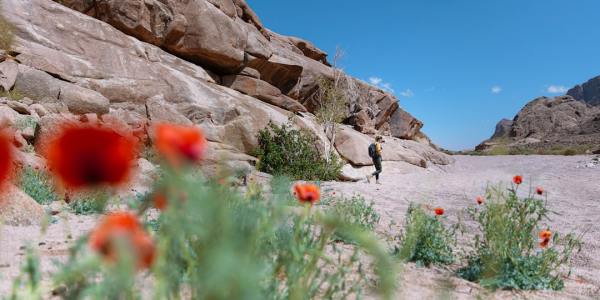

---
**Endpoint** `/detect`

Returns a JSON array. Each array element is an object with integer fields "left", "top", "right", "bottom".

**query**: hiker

[{"left": 367, "top": 136, "right": 384, "bottom": 184}]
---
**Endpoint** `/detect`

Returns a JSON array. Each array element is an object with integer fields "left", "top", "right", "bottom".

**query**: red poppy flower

[
  {"left": 434, "top": 207, "right": 445, "bottom": 216},
  {"left": 153, "top": 192, "right": 168, "bottom": 211},
  {"left": 46, "top": 125, "right": 137, "bottom": 189},
  {"left": 539, "top": 230, "right": 552, "bottom": 240},
  {"left": 476, "top": 196, "right": 484, "bottom": 205},
  {"left": 0, "top": 131, "right": 13, "bottom": 187},
  {"left": 89, "top": 212, "right": 155, "bottom": 269},
  {"left": 540, "top": 238, "right": 550, "bottom": 249},
  {"left": 154, "top": 123, "right": 206, "bottom": 167},
  {"left": 293, "top": 183, "right": 320, "bottom": 206},
  {"left": 513, "top": 175, "right": 523, "bottom": 185},
  {"left": 536, "top": 187, "right": 544, "bottom": 195}
]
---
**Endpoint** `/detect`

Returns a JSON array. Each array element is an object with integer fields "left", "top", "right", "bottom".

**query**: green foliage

[
  {"left": 315, "top": 76, "right": 348, "bottom": 126},
  {"left": 254, "top": 121, "right": 342, "bottom": 181},
  {"left": 0, "top": 90, "right": 25, "bottom": 101},
  {"left": 69, "top": 192, "right": 108, "bottom": 215},
  {"left": 457, "top": 185, "right": 582, "bottom": 290},
  {"left": 395, "top": 204, "right": 455, "bottom": 267},
  {"left": 8, "top": 246, "right": 43, "bottom": 300},
  {"left": 19, "top": 167, "right": 58, "bottom": 205},
  {"left": 42, "top": 170, "right": 396, "bottom": 300},
  {"left": 327, "top": 194, "right": 381, "bottom": 243},
  {"left": 15, "top": 116, "right": 37, "bottom": 131},
  {"left": 0, "top": 5, "right": 14, "bottom": 51}
]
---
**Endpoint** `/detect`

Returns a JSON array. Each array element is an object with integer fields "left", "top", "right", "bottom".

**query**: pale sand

[
  {"left": 1, "top": 155, "right": 598, "bottom": 299},
  {"left": 324, "top": 155, "right": 600, "bottom": 299}
]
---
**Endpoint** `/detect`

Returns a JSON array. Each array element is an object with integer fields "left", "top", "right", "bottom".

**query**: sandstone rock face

[
  {"left": 567, "top": 75, "right": 600, "bottom": 106},
  {"left": 0, "top": 0, "right": 451, "bottom": 178},
  {"left": 0, "top": 184, "right": 45, "bottom": 226},
  {"left": 56, "top": 0, "right": 426, "bottom": 138},
  {"left": 222, "top": 75, "right": 307, "bottom": 112}
]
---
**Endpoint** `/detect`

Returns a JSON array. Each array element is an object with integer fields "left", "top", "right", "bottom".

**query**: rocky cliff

[
  {"left": 478, "top": 76, "right": 600, "bottom": 154},
  {"left": 567, "top": 75, "right": 600, "bottom": 106},
  {"left": 0, "top": 0, "right": 452, "bottom": 181}
]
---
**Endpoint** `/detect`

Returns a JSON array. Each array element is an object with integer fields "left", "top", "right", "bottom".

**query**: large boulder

[
  {"left": 0, "top": 184, "right": 45, "bottom": 226},
  {"left": 334, "top": 126, "right": 373, "bottom": 166},
  {"left": 334, "top": 125, "right": 453, "bottom": 167},
  {"left": 13, "top": 64, "right": 60, "bottom": 102},
  {"left": 59, "top": 82, "right": 110, "bottom": 115},
  {"left": 0, "top": 59, "right": 18, "bottom": 91},
  {"left": 389, "top": 107, "right": 423, "bottom": 139}
]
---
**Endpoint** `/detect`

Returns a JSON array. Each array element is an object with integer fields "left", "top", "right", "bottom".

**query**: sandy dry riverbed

[
  {"left": 325, "top": 155, "right": 600, "bottom": 299},
  {"left": 1, "top": 155, "right": 599, "bottom": 299}
]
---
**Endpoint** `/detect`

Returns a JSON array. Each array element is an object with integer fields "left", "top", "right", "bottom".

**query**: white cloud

[
  {"left": 367, "top": 76, "right": 397, "bottom": 94},
  {"left": 491, "top": 85, "right": 502, "bottom": 94},
  {"left": 381, "top": 83, "right": 395, "bottom": 94},
  {"left": 369, "top": 77, "right": 383, "bottom": 86},
  {"left": 547, "top": 85, "right": 567, "bottom": 94},
  {"left": 399, "top": 89, "right": 414, "bottom": 97}
]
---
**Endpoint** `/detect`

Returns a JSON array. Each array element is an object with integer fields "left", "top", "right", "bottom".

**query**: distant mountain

[
  {"left": 567, "top": 76, "right": 600, "bottom": 106},
  {"left": 477, "top": 76, "right": 600, "bottom": 155}
]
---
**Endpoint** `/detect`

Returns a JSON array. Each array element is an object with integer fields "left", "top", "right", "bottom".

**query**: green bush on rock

[{"left": 254, "top": 121, "right": 342, "bottom": 181}]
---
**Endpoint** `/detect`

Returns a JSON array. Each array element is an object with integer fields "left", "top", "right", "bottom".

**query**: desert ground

[{"left": 1, "top": 155, "right": 599, "bottom": 299}]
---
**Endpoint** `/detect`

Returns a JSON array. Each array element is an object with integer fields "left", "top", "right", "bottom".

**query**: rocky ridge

[
  {"left": 478, "top": 76, "right": 600, "bottom": 154},
  {"left": 0, "top": 0, "right": 452, "bottom": 203}
]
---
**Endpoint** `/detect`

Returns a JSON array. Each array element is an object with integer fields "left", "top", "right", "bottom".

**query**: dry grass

[{"left": 0, "top": 4, "right": 15, "bottom": 51}]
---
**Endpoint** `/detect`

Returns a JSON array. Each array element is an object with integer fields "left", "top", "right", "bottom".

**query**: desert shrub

[
  {"left": 327, "top": 194, "right": 381, "bottom": 243},
  {"left": 0, "top": 89, "right": 25, "bottom": 101},
  {"left": 562, "top": 148, "right": 577, "bottom": 156},
  {"left": 15, "top": 116, "right": 37, "bottom": 131},
  {"left": 0, "top": 5, "right": 14, "bottom": 51},
  {"left": 27, "top": 171, "right": 396, "bottom": 300},
  {"left": 68, "top": 192, "right": 107, "bottom": 215},
  {"left": 19, "top": 167, "right": 58, "bottom": 205},
  {"left": 395, "top": 204, "right": 455, "bottom": 267},
  {"left": 457, "top": 183, "right": 582, "bottom": 290},
  {"left": 254, "top": 121, "right": 342, "bottom": 181}
]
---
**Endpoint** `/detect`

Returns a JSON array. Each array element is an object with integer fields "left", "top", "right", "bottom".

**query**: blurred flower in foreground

[
  {"left": 536, "top": 187, "right": 544, "bottom": 195},
  {"left": 46, "top": 125, "right": 137, "bottom": 189},
  {"left": 0, "top": 130, "right": 12, "bottom": 186},
  {"left": 539, "top": 230, "right": 552, "bottom": 249},
  {"left": 154, "top": 123, "right": 206, "bottom": 167},
  {"left": 153, "top": 192, "right": 168, "bottom": 211},
  {"left": 476, "top": 196, "right": 484, "bottom": 205},
  {"left": 293, "top": 183, "right": 320, "bottom": 206},
  {"left": 513, "top": 175, "right": 523, "bottom": 185},
  {"left": 89, "top": 212, "right": 155, "bottom": 269},
  {"left": 539, "top": 230, "right": 552, "bottom": 240},
  {"left": 434, "top": 207, "right": 445, "bottom": 216}
]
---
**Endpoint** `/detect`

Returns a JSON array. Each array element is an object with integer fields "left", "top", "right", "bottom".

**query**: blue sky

[{"left": 247, "top": 0, "right": 600, "bottom": 150}]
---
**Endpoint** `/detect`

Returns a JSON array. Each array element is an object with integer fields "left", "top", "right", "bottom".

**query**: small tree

[{"left": 314, "top": 48, "right": 349, "bottom": 162}]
